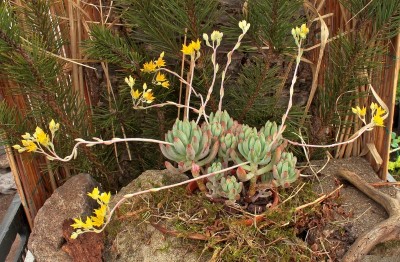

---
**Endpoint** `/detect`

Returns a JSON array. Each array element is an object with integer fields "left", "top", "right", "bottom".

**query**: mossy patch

[{"left": 106, "top": 181, "right": 346, "bottom": 261}]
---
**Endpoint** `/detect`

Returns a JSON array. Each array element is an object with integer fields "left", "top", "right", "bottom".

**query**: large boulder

[
  {"left": 104, "top": 169, "right": 201, "bottom": 262},
  {"left": 28, "top": 173, "right": 100, "bottom": 262}
]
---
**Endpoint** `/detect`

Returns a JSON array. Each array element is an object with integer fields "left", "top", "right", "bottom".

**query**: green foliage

[
  {"left": 340, "top": 0, "right": 400, "bottom": 39},
  {"left": 317, "top": 0, "right": 400, "bottom": 142},
  {"left": 247, "top": 0, "right": 304, "bottom": 51},
  {"left": 389, "top": 132, "right": 400, "bottom": 179},
  {"left": 118, "top": 0, "right": 219, "bottom": 59},
  {"left": 0, "top": 1, "right": 113, "bottom": 185},
  {"left": 84, "top": 25, "right": 142, "bottom": 71}
]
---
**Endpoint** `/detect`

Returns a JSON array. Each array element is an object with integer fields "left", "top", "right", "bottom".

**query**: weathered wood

[{"left": 337, "top": 169, "right": 400, "bottom": 262}]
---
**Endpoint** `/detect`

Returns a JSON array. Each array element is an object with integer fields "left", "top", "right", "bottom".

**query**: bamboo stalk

[{"left": 4, "top": 146, "right": 34, "bottom": 229}]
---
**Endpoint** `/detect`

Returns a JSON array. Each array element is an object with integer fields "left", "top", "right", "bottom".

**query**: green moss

[{"left": 106, "top": 181, "right": 336, "bottom": 261}]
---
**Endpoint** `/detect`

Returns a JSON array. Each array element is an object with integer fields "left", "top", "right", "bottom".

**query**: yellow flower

[
  {"left": 351, "top": 106, "right": 366, "bottom": 117},
  {"left": 299, "top": 24, "right": 309, "bottom": 39},
  {"left": 88, "top": 187, "right": 100, "bottom": 200},
  {"left": 376, "top": 106, "right": 386, "bottom": 117},
  {"left": 125, "top": 75, "right": 135, "bottom": 88},
  {"left": 210, "top": 31, "right": 223, "bottom": 42},
  {"left": 191, "top": 39, "right": 201, "bottom": 51},
  {"left": 71, "top": 217, "right": 86, "bottom": 229},
  {"left": 91, "top": 204, "right": 107, "bottom": 227},
  {"left": 156, "top": 72, "right": 166, "bottom": 82},
  {"left": 49, "top": 119, "right": 60, "bottom": 134},
  {"left": 83, "top": 217, "right": 94, "bottom": 229},
  {"left": 99, "top": 192, "right": 111, "bottom": 205},
  {"left": 21, "top": 133, "right": 32, "bottom": 140},
  {"left": 12, "top": 144, "right": 26, "bottom": 153},
  {"left": 21, "top": 140, "right": 37, "bottom": 152},
  {"left": 181, "top": 43, "right": 194, "bottom": 55},
  {"left": 373, "top": 114, "right": 384, "bottom": 127},
  {"left": 155, "top": 52, "right": 166, "bottom": 68},
  {"left": 143, "top": 90, "right": 155, "bottom": 103},
  {"left": 94, "top": 204, "right": 107, "bottom": 217},
  {"left": 141, "top": 61, "right": 157, "bottom": 73},
  {"left": 131, "top": 89, "right": 141, "bottom": 100},
  {"left": 91, "top": 215, "right": 105, "bottom": 227},
  {"left": 34, "top": 127, "right": 50, "bottom": 147},
  {"left": 238, "top": 20, "right": 250, "bottom": 33},
  {"left": 155, "top": 57, "right": 165, "bottom": 68},
  {"left": 161, "top": 81, "right": 170, "bottom": 88}
]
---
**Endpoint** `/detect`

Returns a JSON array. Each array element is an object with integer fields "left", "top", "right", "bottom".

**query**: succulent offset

[
  {"left": 161, "top": 110, "right": 300, "bottom": 204},
  {"left": 272, "top": 152, "right": 300, "bottom": 188}
]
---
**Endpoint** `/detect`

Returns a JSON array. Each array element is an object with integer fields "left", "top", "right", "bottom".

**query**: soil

[{"left": 304, "top": 157, "right": 400, "bottom": 260}]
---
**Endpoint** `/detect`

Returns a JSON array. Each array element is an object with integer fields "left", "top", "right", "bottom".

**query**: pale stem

[
  {"left": 390, "top": 147, "right": 400, "bottom": 154},
  {"left": 49, "top": 138, "right": 172, "bottom": 162},
  {"left": 159, "top": 67, "right": 205, "bottom": 117},
  {"left": 134, "top": 101, "right": 201, "bottom": 114},
  {"left": 218, "top": 32, "right": 246, "bottom": 111},
  {"left": 197, "top": 46, "right": 218, "bottom": 124},
  {"left": 286, "top": 123, "right": 375, "bottom": 148},
  {"left": 186, "top": 56, "right": 196, "bottom": 119}
]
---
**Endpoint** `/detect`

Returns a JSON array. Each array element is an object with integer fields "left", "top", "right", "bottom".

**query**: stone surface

[
  {"left": 0, "top": 146, "right": 9, "bottom": 169},
  {"left": 104, "top": 170, "right": 202, "bottom": 262},
  {"left": 0, "top": 171, "right": 16, "bottom": 195},
  {"left": 28, "top": 173, "right": 100, "bottom": 262},
  {"left": 61, "top": 219, "right": 104, "bottom": 262}
]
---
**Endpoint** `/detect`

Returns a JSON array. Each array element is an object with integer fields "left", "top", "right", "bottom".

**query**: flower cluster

[
  {"left": 13, "top": 120, "right": 59, "bottom": 154},
  {"left": 70, "top": 187, "right": 111, "bottom": 239},
  {"left": 352, "top": 102, "right": 386, "bottom": 127},
  {"left": 140, "top": 51, "right": 166, "bottom": 73},
  {"left": 203, "top": 30, "right": 224, "bottom": 48},
  {"left": 370, "top": 102, "right": 386, "bottom": 127},
  {"left": 291, "top": 24, "right": 309, "bottom": 40},
  {"left": 127, "top": 52, "right": 170, "bottom": 107},
  {"left": 181, "top": 39, "right": 201, "bottom": 56},
  {"left": 125, "top": 75, "right": 155, "bottom": 106}
]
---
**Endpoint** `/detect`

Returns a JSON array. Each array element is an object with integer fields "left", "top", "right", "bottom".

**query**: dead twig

[
  {"left": 295, "top": 184, "right": 343, "bottom": 212},
  {"left": 337, "top": 169, "right": 400, "bottom": 262},
  {"left": 369, "top": 181, "right": 400, "bottom": 187}
]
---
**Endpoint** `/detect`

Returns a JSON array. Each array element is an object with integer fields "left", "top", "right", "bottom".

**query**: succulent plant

[
  {"left": 209, "top": 110, "right": 234, "bottom": 131},
  {"left": 220, "top": 176, "right": 242, "bottom": 201},
  {"left": 161, "top": 111, "right": 299, "bottom": 204},
  {"left": 160, "top": 119, "right": 218, "bottom": 174},
  {"left": 271, "top": 152, "right": 299, "bottom": 188},
  {"left": 206, "top": 162, "right": 224, "bottom": 198},
  {"left": 218, "top": 133, "right": 237, "bottom": 159},
  {"left": 237, "top": 130, "right": 271, "bottom": 165}
]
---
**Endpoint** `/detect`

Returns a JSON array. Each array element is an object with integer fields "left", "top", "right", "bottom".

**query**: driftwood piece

[{"left": 337, "top": 169, "right": 400, "bottom": 262}]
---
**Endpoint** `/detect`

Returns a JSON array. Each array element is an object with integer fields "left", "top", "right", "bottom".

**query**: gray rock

[
  {"left": 0, "top": 171, "right": 16, "bottom": 194},
  {"left": 28, "top": 173, "right": 100, "bottom": 262},
  {"left": 105, "top": 170, "right": 202, "bottom": 262},
  {"left": 0, "top": 152, "right": 9, "bottom": 170}
]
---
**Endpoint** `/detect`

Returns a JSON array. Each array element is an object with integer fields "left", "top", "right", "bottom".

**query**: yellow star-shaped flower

[
  {"left": 156, "top": 72, "right": 166, "bottom": 82},
  {"left": 131, "top": 89, "right": 141, "bottom": 100},
  {"left": 88, "top": 187, "right": 100, "bottom": 200},
  {"left": 181, "top": 44, "right": 194, "bottom": 55},
  {"left": 141, "top": 61, "right": 157, "bottom": 73}
]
